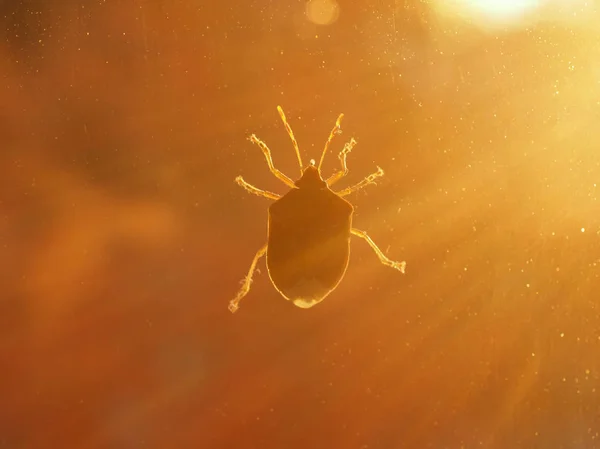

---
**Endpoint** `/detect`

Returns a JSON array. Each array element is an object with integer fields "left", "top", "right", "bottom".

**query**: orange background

[{"left": 1, "top": 1, "right": 600, "bottom": 448}]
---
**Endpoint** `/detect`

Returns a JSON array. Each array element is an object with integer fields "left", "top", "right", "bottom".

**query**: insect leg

[
  {"left": 229, "top": 243, "right": 268, "bottom": 313},
  {"left": 336, "top": 166, "right": 384, "bottom": 197},
  {"left": 249, "top": 134, "right": 296, "bottom": 188},
  {"left": 235, "top": 176, "right": 281, "bottom": 200},
  {"left": 326, "top": 137, "right": 357, "bottom": 187},
  {"left": 351, "top": 228, "right": 406, "bottom": 273},
  {"left": 317, "top": 112, "right": 344, "bottom": 173},
  {"left": 277, "top": 106, "right": 304, "bottom": 176}
]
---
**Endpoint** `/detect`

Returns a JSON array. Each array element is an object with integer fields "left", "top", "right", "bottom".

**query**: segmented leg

[
  {"left": 351, "top": 228, "right": 406, "bottom": 273},
  {"left": 249, "top": 134, "right": 296, "bottom": 188},
  {"left": 317, "top": 113, "right": 344, "bottom": 173},
  {"left": 277, "top": 106, "right": 304, "bottom": 176},
  {"left": 235, "top": 176, "right": 281, "bottom": 200},
  {"left": 326, "top": 137, "right": 357, "bottom": 187},
  {"left": 336, "top": 166, "right": 384, "bottom": 197},
  {"left": 229, "top": 244, "right": 268, "bottom": 313}
]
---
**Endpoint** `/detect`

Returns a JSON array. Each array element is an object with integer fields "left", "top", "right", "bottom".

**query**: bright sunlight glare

[
  {"left": 468, "top": 0, "right": 540, "bottom": 17},
  {"left": 432, "top": 0, "right": 543, "bottom": 29}
]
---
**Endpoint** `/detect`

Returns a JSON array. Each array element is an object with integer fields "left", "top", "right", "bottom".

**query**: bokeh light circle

[{"left": 306, "top": 0, "right": 340, "bottom": 26}]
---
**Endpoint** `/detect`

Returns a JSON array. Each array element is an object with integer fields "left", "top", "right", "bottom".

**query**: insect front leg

[
  {"left": 317, "top": 112, "right": 344, "bottom": 172},
  {"left": 235, "top": 176, "right": 281, "bottom": 200},
  {"left": 351, "top": 228, "right": 406, "bottom": 273},
  {"left": 229, "top": 243, "right": 268, "bottom": 313},
  {"left": 249, "top": 134, "right": 296, "bottom": 188},
  {"left": 336, "top": 166, "right": 384, "bottom": 197},
  {"left": 326, "top": 137, "right": 357, "bottom": 187},
  {"left": 276, "top": 106, "right": 304, "bottom": 177}
]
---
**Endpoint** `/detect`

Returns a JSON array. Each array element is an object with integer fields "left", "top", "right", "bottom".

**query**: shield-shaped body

[{"left": 266, "top": 174, "right": 353, "bottom": 309}]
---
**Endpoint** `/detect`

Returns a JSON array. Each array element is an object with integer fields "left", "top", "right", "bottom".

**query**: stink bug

[{"left": 229, "top": 106, "right": 406, "bottom": 313}]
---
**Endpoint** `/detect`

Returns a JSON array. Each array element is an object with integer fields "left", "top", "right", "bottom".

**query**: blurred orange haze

[{"left": 2, "top": 1, "right": 600, "bottom": 448}]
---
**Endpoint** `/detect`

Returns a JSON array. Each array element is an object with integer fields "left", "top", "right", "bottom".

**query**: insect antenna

[
  {"left": 277, "top": 106, "right": 304, "bottom": 176},
  {"left": 317, "top": 112, "right": 344, "bottom": 175}
]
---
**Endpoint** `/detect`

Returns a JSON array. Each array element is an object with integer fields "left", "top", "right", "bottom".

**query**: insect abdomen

[{"left": 266, "top": 187, "right": 352, "bottom": 308}]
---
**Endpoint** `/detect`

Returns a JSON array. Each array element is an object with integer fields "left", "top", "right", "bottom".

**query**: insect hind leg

[
  {"left": 351, "top": 228, "right": 406, "bottom": 273},
  {"left": 229, "top": 243, "right": 268, "bottom": 313},
  {"left": 249, "top": 134, "right": 296, "bottom": 188},
  {"left": 326, "top": 137, "right": 357, "bottom": 187},
  {"left": 336, "top": 166, "right": 384, "bottom": 197}
]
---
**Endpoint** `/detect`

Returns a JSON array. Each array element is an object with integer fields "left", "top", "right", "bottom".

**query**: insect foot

[
  {"left": 228, "top": 301, "right": 239, "bottom": 313},
  {"left": 391, "top": 260, "right": 407, "bottom": 274}
]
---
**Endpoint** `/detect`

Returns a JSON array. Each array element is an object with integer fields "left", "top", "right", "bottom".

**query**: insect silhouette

[{"left": 229, "top": 106, "right": 406, "bottom": 313}]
